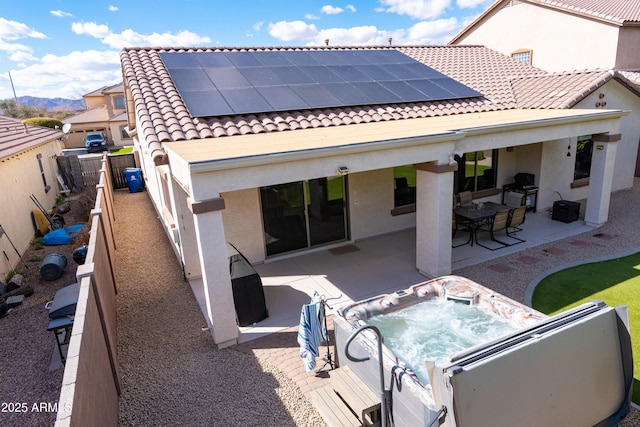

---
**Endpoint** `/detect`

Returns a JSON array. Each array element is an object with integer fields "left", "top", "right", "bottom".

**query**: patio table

[{"left": 454, "top": 201, "right": 509, "bottom": 246}]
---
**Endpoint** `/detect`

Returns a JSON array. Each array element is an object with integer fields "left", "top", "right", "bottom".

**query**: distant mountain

[{"left": 14, "top": 96, "right": 86, "bottom": 111}]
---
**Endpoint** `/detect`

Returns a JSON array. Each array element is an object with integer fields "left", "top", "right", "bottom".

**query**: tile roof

[
  {"left": 449, "top": 0, "right": 640, "bottom": 44},
  {"left": 63, "top": 105, "right": 112, "bottom": 124},
  {"left": 511, "top": 69, "right": 640, "bottom": 108},
  {"left": 120, "top": 45, "right": 640, "bottom": 165},
  {"left": 0, "top": 116, "right": 63, "bottom": 160},
  {"left": 531, "top": 0, "right": 640, "bottom": 24},
  {"left": 83, "top": 83, "right": 124, "bottom": 98},
  {"left": 120, "top": 45, "right": 545, "bottom": 163}
]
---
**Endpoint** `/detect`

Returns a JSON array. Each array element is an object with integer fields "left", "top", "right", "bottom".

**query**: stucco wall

[
  {"left": 616, "top": 27, "right": 640, "bottom": 69},
  {"left": 221, "top": 188, "right": 265, "bottom": 263},
  {"left": 108, "top": 121, "right": 132, "bottom": 147},
  {"left": 455, "top": 2, "right": 619, "bottom": 72},
  {"left": 575, "top": 80, "right": 640, "bottom": 192},
  {"left": 0, "top": 141, "right": 62, "bottom": 277},
  {"left": 348, "top": 169, "right": 415, "bottom": 240}
]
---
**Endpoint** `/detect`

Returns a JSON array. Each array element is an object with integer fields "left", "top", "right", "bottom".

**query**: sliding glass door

[{"left": 260, "top": 176, "right": 347, "bottom": 256}]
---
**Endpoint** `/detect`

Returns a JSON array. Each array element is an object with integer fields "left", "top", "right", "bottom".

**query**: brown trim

[
  {"left": 391, "top": 204, "right": 416, "bottom": 216},
  {"left": 570, "top": 178, "right": 589, "bottom": 188},
  {"left": 473, "top": 188, "right": 501, "bottom": 199},
  {"left": 188, "top": 197, "right": 225, "bottom": 214},
  {"left": 413, "top": 162, "right": 457, "bottom": 173},
  {"left": 593, "top": 133, "right": 621, "bottom": 142}
]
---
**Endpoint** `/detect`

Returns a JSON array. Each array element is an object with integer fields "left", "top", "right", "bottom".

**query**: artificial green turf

[{"left": 532, "top": 252, "right": 640, "bottom": 403}]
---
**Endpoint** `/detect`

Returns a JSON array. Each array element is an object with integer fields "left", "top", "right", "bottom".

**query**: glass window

[
  {"left": 511, "top": 49, "right": 532, "bottom": 64},
  {"left": 574, "top": 135, "right": 593, "bottom": 180},
  {"left": 393, "top": 166, "right": 416, "bottom": 207},
  {"left": 114, "top": 96, "right": 125, "bottom": 109},
  {"left": 456, "top": 149, "right": 498, "bottom": 193},
  {"left": 120, "top": 125, "right": 131, "bottom": 139}
]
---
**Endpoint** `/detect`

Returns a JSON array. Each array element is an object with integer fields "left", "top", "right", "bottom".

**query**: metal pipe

[{"left": 344, "top": 324, "right": 389, "bottom": 427}]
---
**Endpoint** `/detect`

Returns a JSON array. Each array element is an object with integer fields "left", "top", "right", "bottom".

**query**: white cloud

[
  {"left": 0, "top": 18, "right": 46, "bottom": 42},
  {"left": 405, "top": 18, "right": 460, "bottom": 44},
  {"left": 109, "top": 5, "right": 119, "bottom": 12},
  {"left": 9, "top": 51, "right": 37, "bottom": 62},
  {"left": 377, "top": 0, "right": 451, "bottom": 20},
  {"left": 456, "top": 0, "right": 493, "bottom": 8},
  {"left": 253, "top": 21, "right": 264, "bottom": 31},
  {"left": 2, "top": 49, "right": 122, "bottom": 99},
  {"left": 346, "top": 5, "right": 356, "bottom": 12},
  {"left": 72, "top": 22, "right": 111, "bottom": 39},
  {"left": 322, "top": 5, "right": 345, "bottom": 15},
  {"left": 307, "top": 25, "right": 405, "bottom": 46},
  {"left": 305, "top": 14, "right": 320, "bottom": 20},
  {"left": 104, "top": 29, "right": 211, "bottom": 48},
  {"left": 268, "top": 21, "right": 318, "bottom": 41},
  {"left": 71, "top": 22, "right": 211, "bottom": 49},
  {"left": 50, "top": 10, "right": 73, "bottom": 18}
]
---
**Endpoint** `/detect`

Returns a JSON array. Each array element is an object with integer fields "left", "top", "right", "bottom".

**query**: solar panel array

[{"left": 159, "top": 50, "right": 483, "bottom": 118}]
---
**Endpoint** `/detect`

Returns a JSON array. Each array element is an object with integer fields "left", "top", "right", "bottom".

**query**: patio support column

[
  {"left": 584, "top": 134, "right": 620, "bottom": 227},
  {"left": 188, "top": 196, "right": 238, "bottom": 348},
  {"left": 414, "top": 162, "right": 456, "bottom": 277}
]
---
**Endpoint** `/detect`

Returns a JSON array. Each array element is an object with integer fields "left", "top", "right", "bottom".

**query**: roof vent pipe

[
  {"left": 388, "top": 38, "right": 392, "bottom": 46},
  {"left": 325, "top": 39, "right": 329, "bottom": 46}
]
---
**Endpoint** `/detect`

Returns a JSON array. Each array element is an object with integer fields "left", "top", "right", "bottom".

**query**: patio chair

[
  {"left": 452, "top": 211, "right": 472, "bottom": 247},
  {"left": 458, "top": 191, "right": 473, "bottom": 207},
  {"left": 506, "top": 205, "right": 527, "bottom": 242},
  {"left": 476, "top": 209, "right": 511, "bottom": 250}
]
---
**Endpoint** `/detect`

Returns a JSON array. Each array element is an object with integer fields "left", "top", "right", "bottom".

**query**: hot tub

[{"left": 334, "top": 275, "right": 632, "bottom": 427}]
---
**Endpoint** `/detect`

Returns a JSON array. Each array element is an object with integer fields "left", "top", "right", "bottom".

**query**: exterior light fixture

[{"left": 337, "top": 166, "right": 349, "bottom": 176}]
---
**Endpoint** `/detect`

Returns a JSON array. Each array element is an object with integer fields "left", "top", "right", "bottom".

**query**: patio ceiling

[{"left": 164, "top": 108, "right": 626, "bottom": 173}]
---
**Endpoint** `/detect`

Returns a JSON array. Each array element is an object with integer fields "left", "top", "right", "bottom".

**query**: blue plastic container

[
  {"left": 123, "top": 168, "right": 143, "bottom": 193},
  {"left": 40, "top": 253, "right": 68, "bottom": 281}
]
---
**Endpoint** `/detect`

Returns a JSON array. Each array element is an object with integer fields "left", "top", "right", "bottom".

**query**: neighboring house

[
  {"left": 0, "top": 116, "right": 63, "bottom": 278},
  {"left": 120, "top": 45, "right": 629, "bottom": 347},
  {"left": 449, "top": 0, "right": 640, "bottom": 72},
  {"left": 62, "top": 83, "right": 131, "bottom": 150},
  {"left": 449, "top": 0, "right": 640, "bottom": 192}
]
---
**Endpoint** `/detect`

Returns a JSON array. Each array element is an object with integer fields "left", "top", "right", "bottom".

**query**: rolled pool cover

[{"left": 40, "top": 253, "right": 68, "bottom": 281}]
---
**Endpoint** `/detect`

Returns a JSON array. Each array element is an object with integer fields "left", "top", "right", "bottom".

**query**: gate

[{"left": 108, "top": 153, "right": 136, "bottom": 189}]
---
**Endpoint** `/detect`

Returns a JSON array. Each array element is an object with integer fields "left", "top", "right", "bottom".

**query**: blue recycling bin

[{"left": 123, "top": 168, "right": 143, "bottom": 193}]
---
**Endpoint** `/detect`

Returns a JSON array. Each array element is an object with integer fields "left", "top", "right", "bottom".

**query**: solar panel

[{"left": 159, "top": 50, "right": 483, "bottom": 118}]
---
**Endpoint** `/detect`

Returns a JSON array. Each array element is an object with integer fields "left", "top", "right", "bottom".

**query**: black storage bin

[
  {"left": 552, "top": 200, "right": 580, "bottom": 223},
  {"left": 227, "top": 243, "right": 268, "bottom": 326}
]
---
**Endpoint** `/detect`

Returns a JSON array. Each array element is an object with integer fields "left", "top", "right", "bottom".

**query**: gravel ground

[
  {"left": 114, "top": 191, "right": 325, "bottom": 427},
  {"left": 0, "top": 193, "right": 94, "bottom": 427}
]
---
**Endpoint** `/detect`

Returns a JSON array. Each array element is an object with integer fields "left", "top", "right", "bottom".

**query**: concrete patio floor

[{"left": 232, "top": 206, "right": 592, "bottom": 343}]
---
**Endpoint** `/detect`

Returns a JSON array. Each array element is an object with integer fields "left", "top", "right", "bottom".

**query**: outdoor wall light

[{"left": 337, "top": 166, "right": 350, "bottom": 176}]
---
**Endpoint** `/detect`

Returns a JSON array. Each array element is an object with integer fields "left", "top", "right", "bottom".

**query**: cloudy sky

[{"left": 0, "top": 0, "right": 494, "bottom": 100}]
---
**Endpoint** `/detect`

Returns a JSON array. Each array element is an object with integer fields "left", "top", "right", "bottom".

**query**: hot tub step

[
  {"left": 329, "top": 366, "right": 381, "bottom": 426},
  {"left": 311, "top": 385, "right": 362, "bottom": 427}
]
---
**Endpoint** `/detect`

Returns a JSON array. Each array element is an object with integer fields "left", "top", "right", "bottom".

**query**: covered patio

[{"left": 186, "top": 206, "right": 593, "bottom": 343}]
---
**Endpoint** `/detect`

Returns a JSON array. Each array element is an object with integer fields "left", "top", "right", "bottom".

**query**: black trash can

[
  {"left": 123, "top": 168, "right": 143, "bottom": 193},
  {"left": 227, "top": 243, "right": 268, "bottom": 326}
]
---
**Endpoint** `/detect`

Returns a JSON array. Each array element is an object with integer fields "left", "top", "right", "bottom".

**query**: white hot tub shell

[{"left": 333, "top": 275, "right": 633, "bottom": 427}]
